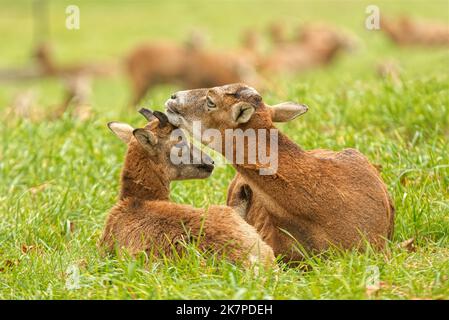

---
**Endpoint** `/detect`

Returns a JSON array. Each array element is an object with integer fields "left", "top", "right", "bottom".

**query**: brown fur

[
  {"left": 125, "top": 39, "right": 259, "bottom": 105},
  {"left": 260, "top": 24, "right": 354, "bottom": 75},
  {"left": 164, "top": 83, "right": 395, "bottom": 263},
  {"left": 99, "top": 114, "right": 274, "bottom": 266},
  {"left": 183, "top": 49, "right": 259, "bottom": 89},
  {"left": 381, "top": 16, "right": 449, "bottom": 46},
  {"left": 125, "top": 42, "right": 190, "bottom": 105},
  {"left": 268, "top": 22, "right": 288, "bottom": 45}
]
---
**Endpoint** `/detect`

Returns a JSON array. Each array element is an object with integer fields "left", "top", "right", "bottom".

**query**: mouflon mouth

[
  {"left": 165, "top": 102, "right": 184, "bottom": 127},
  {"left": 164, "top": 99, "right": 180, "bottom": 113},
  {"left": 166, "top": 110, "right": 182, "bottom": 127}
]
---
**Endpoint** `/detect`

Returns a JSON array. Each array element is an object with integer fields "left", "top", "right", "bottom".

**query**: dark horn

[
  {"left": 153, "top": 111, "right": 169, "bottom": 127},
  {"left": 138, "top": 108, "right": 155, "bottom": 121}
]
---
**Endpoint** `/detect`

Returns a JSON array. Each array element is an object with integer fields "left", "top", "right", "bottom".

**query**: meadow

[{"left": 0, "top": 0, "right": 448, "bottom": 299}]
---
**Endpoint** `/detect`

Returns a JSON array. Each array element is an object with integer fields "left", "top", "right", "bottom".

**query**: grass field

[{"left": 0, "top": 0, "right": 448, "bottom": 299}]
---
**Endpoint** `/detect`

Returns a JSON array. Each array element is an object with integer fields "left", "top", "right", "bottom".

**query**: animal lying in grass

[
  {"left": 125, "top": 38, "right": 259, "bottom": 105},
  {"left": 100, "top": 109, "right": 274, "bottom": 266},
  {"left": 125, "top": 41, "right": 190, "bottom": 105},
  {"left": 268, "top": 22, "right": 288, "bottom": 46},
  {"left": 381, "top": 16, "right": 449, "bottom": 46},
  {"left": 260, "top": 24, "right": 354, "bottom": 75},
  {"left": 165, "top": 83, "right": 395, "bottom": 263}
]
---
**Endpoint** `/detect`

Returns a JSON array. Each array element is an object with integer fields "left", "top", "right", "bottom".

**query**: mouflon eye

[{"left": 206, "top": 97, "right": 216, "bottom": 108}]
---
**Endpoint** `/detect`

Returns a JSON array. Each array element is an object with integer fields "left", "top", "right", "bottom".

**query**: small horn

[
  {"left": 153, "top": 111, "right": 169, "bottom": 127},
  {"left": 138, "top": 108, "right": 156, "bottom": 121}
]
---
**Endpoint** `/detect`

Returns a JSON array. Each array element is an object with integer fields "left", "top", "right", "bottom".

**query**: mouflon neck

[{"left": 119, "top": 143, "right": 170, "bottom": 201}]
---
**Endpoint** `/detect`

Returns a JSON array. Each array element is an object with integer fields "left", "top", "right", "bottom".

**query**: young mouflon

[{"left": 99, "top": 109, "right": 274, "bottom": 266}]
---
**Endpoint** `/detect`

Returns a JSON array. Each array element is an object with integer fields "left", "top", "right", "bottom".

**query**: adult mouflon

[{"left": 165, "top": 83, "right": 395, "bottom": 262}]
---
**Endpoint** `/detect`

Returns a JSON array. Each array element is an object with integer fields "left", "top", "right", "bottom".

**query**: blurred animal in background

[
  {"left": 7, "top": 89, "right": 41, "bottom": 121},
  {"left": 182, "top": 47, "right": 260, "bottom": 91},
  {"left": 377, "top": 59, "right": 401, "bottom": 85},
  {"left": 125, "top": 22, "right": 356, "bottom": 105},
  {"left": 57, "top": 74, "right": 93, "bottom": 120},
  {"left": 6, "top": 74, "right": 93, "bottom": 122},
  {"left": 125, "top": 40, "right": 194, "bottom": 105},
  {"left": 381, "top": 16, "right": 449, "bottom": 46},
  {"left": 125, "top": 31, "right": 260, "bottom": 105},
  {"left": 268, "top": 22, "right": 288, "bottom": 46},
  {"left": 185, "top": 28, "right": 208, "bottom": 50},
  {"left": 259, "top": 23, "right": 356, "bottom": 75},
  {"left": 0, "top": 42, "right": 115, "bottom": 85},
  {"left": 295, "top": 23, "right": 357, "bottom": 58},
  {"left": 34, "top": 42, "right": 116, "bottom": 78},
  {"left": 237, "top": 29, "right": 263, "bottom": 67}
]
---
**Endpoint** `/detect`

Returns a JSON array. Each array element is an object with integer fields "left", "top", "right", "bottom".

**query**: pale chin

[{"left": 166, "top": 110, "right": 183, "bottom": 127}]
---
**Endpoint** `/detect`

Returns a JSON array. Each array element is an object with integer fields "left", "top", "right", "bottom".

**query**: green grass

[{"left": 0, "top": 0, "right": 448, "bottom": 299}]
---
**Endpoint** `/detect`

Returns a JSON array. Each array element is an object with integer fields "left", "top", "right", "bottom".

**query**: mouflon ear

[
  {"left": 133, "top": 128, "right": 158, "bottom": 153},
  {"left": 269, "top": 102, "right": 308, "bottom": 122},
  {"left": 231, "top": 102, "right": 255, "bottom": 124},
  {"left": 107, "top": 122, "right": 134, "bottom": 143}
]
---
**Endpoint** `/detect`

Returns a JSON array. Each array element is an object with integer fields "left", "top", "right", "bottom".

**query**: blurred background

[{"left": 0, "top": 0, "right": 448, "bottom": 118}]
